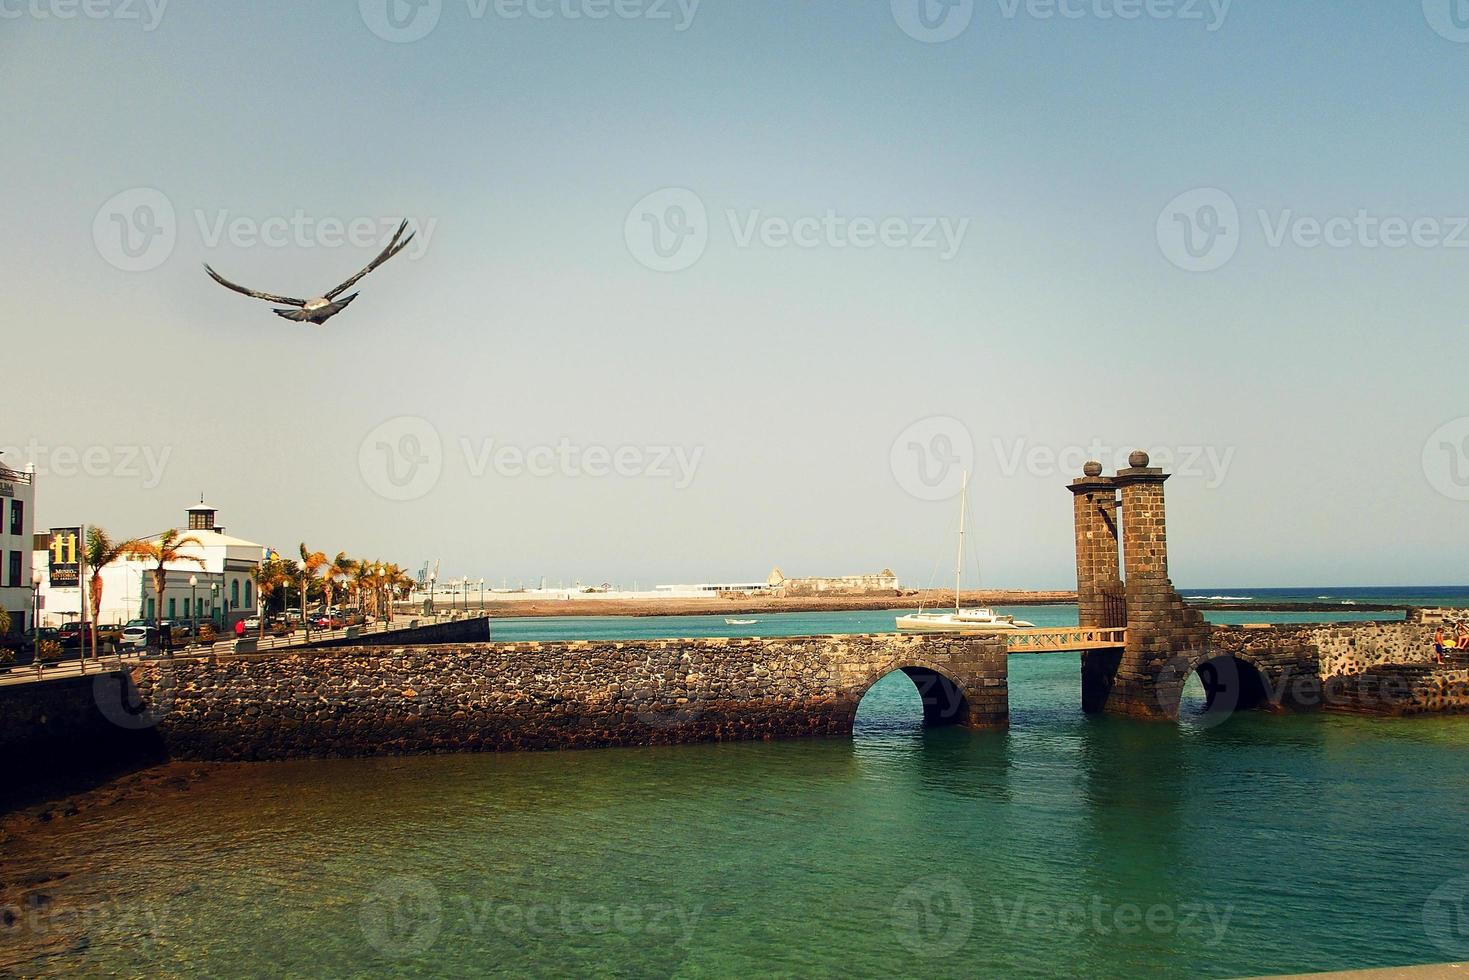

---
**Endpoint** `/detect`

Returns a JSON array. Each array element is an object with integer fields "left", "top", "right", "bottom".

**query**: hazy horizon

[{"left": 7, "top": 2, "right": 1469, "bottom": 590}]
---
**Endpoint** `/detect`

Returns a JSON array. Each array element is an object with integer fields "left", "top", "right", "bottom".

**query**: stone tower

[{"left": 1070, "top": 451, "right": 1210, "bottom": 719}]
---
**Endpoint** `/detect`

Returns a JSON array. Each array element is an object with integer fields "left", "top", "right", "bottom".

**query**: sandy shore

[{"left": 429, "top": 590, "right": 1079, "bottom": 620}]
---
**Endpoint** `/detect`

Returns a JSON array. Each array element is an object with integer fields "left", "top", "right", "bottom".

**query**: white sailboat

[{"left": 895, "top": 472, "right": 1035, "bottom": 635}]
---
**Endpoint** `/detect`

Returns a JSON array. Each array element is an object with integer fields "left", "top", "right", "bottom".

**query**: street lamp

[
  {"left": 31, "top": 569, "right": 42, "bottom": 649},
  {"left": 479, "top": 578, "right": 485, "bottom": 612},
  {"left": 428, "top": 571, "right": 437, "bottom": 617},
  {"left": 189, "top": 574, "right": 198, "bottom": 645},
  {"left": 211, "top": 582, "right": 219, "bottom": 631}
]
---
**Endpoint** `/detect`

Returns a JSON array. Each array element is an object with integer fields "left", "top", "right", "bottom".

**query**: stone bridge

[{"left": 122, "top": 633, "right": 1009, "bottom": 760}]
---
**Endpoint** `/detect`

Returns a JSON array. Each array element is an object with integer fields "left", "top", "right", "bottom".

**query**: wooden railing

[{"left": 1005, "top": 627, "right": 1128, "bottom": 654}]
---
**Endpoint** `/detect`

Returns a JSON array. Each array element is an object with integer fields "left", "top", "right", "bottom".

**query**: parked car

[
  {"left": 57, "top": 622, "right": 85, "bottom": 649},
  {"left": 120, "top": 625, "right": 157, "bottom": 650}
]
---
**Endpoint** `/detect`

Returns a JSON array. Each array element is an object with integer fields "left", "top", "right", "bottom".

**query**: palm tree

[
  {"left": 298, "top": 543, "right": 326, "bottom": 638},
  {"left": 321, "top": 551, "right": 353, "bottom": 619},
  {"left": 0, "top": 607, "right": 10, "bottom": 638},
  {"left": 250, "top": 559, "right": 290, "bottom": 639},
  {"left": 125, "top": 529, "right": 206, "bottom": 631},
  {"left": 85, "top": 527, "right": 140, "bottom": 659},
  {"left": 350, "top": 560, "right": 373, "bottom": 617}
]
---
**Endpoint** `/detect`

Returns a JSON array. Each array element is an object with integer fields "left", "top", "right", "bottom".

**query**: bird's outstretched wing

[
  {"left": 204, "top": 265, "right": 307, "bottom": 307},
  {"left": 325, "top": 219, "right": 416, "bottom": 299}
]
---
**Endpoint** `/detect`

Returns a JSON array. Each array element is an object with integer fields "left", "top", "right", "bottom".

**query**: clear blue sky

[{"left": 4, "top": 1, "right": 1467, "bottom": 588}]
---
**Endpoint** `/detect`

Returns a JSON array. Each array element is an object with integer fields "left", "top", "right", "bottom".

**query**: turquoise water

[
  {"left": 486, "top": 604, "right": 1398, "bottom": 644},
  {"left": 5, "top": 646, "right": 1468, "bottom": 977}
]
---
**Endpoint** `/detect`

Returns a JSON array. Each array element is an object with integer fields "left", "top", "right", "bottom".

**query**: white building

[
  {"left": 0, "top": 457, "right": 36, "bottom": 638},
  {"left": 35, "top": 501, "right": 267, "bottom": 629}
]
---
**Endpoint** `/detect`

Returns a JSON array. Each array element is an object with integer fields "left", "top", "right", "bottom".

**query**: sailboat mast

[{"left": 955, "top": 471, "right": 967, "bottom": 614}]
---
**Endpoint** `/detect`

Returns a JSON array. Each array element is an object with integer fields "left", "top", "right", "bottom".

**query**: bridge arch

[
  {"left": 849, "top": 660, "right": 975, "bottom": 729},
  {"left": 1171, "top": 649, "right": 1274, "bottom": 721}
]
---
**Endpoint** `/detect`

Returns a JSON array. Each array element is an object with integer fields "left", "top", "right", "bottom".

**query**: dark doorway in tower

[
  {"left": 1180, "top": 655, "right": 1271, "bottom": 719},
  {"left": 853, "top": 668, "right": 970, "bottom": 736}
]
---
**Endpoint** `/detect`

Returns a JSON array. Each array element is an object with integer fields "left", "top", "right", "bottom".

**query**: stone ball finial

[
  {"left": 1128, "top": 450, "right": 1150, "bottom": 469},
  {"left": 1083, "top": 461, "right": 1104, "bottom": 477}
]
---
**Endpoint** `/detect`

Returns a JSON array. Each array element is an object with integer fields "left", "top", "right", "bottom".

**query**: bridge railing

[{"left": 1005, "top": 627, "right": 1128, "bottom": 654}]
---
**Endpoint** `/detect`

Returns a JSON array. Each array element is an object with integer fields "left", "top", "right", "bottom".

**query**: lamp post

[
  {"left": 428, "top": 571, "right": 437, "bottom": 618},
  {"left": 189, "top": 574, "right": 198, "bottom": 646},
  {"left": 31, "top": 570, "right": 42, "bottom": 649},
  {"left": 479, "top": 578, "right": 485, "bottom": 613}
]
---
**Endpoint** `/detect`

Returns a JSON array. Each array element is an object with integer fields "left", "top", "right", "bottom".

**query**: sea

[{"left": 2, "top": 588, "right": 1467, "bottom": 977}]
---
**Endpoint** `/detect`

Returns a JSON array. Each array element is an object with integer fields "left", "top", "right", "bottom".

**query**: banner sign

[{"left": 49, "top": 527, "right": 82, "bottom": 588}]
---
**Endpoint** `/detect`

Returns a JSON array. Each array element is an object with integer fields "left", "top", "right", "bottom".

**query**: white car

[{"left": 120, "top": 626, "right": 158, "bottom": 649}]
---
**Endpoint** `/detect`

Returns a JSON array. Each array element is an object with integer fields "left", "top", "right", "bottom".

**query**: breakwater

[{"left": 127, "top": 633, "right": 1009, "bottom": 761}]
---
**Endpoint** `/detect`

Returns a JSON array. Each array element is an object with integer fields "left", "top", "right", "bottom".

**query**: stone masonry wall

[
  {"left": 1209, "top": 622, "right": 1469, "bottom": 715},
  {"left": 128, "top": 633, "right": 1009, "bottom": 762}
]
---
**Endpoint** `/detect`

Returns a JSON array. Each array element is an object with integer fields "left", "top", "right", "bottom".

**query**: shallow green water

[{"left": 6, "top": 651, "right": 1468, "bottom": 978}]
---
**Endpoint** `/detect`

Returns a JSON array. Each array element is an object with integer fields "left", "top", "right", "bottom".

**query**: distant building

[
  {"left": 768, "top": 567, "right": 900, "bottom": 597},
  {"left": 34, "top": 500, "right": 268, "bottom": 628},
  {"left": 0, "top": 457, "right": 36, "bottom": 638},
  {"left": 651, "top": 567, "right": 902, "bottom": 599}
]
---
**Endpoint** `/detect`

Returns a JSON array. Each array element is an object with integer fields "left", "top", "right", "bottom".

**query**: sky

[{"left": 3, "top": 0, "right": 1468, "bottom": 590}]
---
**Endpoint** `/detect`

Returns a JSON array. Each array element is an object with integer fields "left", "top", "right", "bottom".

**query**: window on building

[
  {"left": 231, "top": 580, "right": 240, "bottom": 609},
  {"left": 9, "top": 500, "right": 22, "bottom": 536},
  {"left": 168, "top": 598, "right": 177, "bottom": 619},
  {"left": 245, "top": 581, "right": 254, "bottom": 608},
  {"left": 7, "top": 552, "right": 19, "bottom": 588},
  {"left": 147, "top": 598, "right": 155, "bottom": 621}
]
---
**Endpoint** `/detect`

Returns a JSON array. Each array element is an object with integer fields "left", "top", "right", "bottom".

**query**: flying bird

[{"left": 204, "top": 219, "right": 416, "bottom": 324}]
